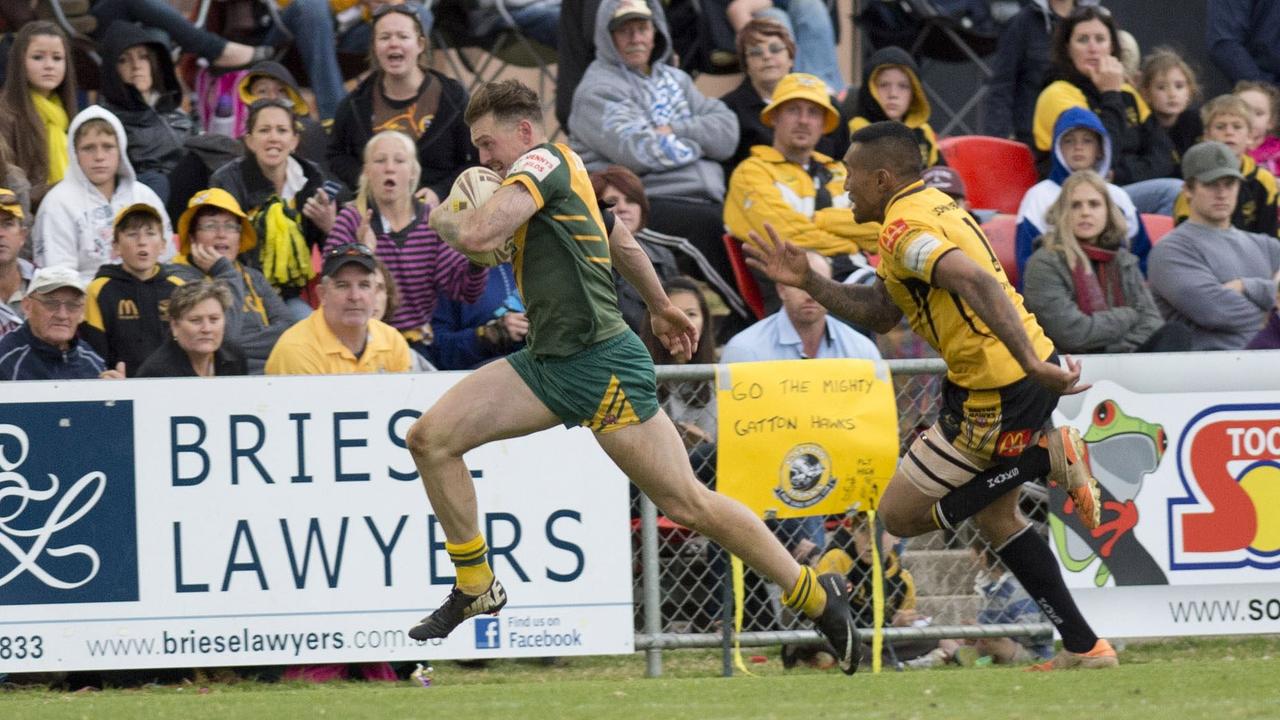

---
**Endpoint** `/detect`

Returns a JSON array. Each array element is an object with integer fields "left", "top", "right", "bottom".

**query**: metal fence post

[
  {"left": 721, "top": 558, "right": 733, "bottom": 677},
  {"left": 641, "top": 493, "right": 662, "bottom": 677}
]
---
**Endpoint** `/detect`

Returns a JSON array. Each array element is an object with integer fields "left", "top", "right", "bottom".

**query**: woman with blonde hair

[
  {"left": 324, "top": 130, "right": 486, "bottom": 358},
  {"left": 1022, "top": 170, "right": 1185, "bottom": 353}
]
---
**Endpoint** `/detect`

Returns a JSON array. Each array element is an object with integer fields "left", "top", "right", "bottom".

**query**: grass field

[{"left": 4, "top": 636, "right": 1279, "bottom": 719}]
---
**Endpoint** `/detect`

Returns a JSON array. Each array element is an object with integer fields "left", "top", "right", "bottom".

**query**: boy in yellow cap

[{"left": 82, "top": 203, "right": 186, "bottom": 376}]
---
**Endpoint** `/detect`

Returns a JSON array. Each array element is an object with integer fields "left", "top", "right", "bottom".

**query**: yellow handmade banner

[{"left": 715, "top": 359, "right": 898, "bottom": 519}]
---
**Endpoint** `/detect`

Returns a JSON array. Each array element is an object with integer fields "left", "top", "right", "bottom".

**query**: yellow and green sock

[
  {"left": 781, "top": 565, "right": 828, "bottom": 619},
  {"left": 446, "top": 535, "right": 494, "bottom": 595}
]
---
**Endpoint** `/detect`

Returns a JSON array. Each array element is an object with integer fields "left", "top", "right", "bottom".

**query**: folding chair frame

[{"left": 430, "top": 0, "right": 560, "bottom": 137}]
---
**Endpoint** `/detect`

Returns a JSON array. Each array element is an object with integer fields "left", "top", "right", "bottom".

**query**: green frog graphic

[{"left": 1050, "top": 399, "right": 1168, "bottom": 586}]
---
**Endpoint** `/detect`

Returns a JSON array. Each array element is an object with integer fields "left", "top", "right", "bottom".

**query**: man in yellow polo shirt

[{"left": 266, "top": 243, "right": 411, "bottom": 375}]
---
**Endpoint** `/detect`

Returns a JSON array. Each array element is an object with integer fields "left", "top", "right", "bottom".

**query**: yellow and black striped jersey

[{"left": 875, "top": 181, "right": 1053, "bottom": 389}]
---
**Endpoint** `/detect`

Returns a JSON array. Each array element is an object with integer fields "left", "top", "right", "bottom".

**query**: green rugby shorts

[{"left": 507, "top": 330, "right": 660, "bottom": 433}]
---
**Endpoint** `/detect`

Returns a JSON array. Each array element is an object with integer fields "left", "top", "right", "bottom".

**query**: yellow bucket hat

[
  {"left": 760, "top": 73, "right": 840, "bottom": 134},
  {"left": 176, "top": 188, "right": 257, "bottom": 256},
  {"left": 0, "top": 187, "right": 23, "bottom": 220}
]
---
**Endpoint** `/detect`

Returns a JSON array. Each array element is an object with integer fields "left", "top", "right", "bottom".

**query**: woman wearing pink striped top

[{"left": 324, "top": 130, "right": 487, "bottom": 357}]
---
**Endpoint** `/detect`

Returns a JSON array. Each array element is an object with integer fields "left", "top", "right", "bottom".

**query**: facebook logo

[{"left": 474, "top": 617, "right": 500, "bottom": 649}]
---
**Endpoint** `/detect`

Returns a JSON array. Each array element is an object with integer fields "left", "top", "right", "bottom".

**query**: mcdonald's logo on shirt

[{"left": 117, "top": 299, "right": 140, "bottom": 320}]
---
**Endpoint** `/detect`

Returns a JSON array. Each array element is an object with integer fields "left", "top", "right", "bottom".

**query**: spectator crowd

[{"left": 1, "top": 0, "right": 1279, "bottom": 681}]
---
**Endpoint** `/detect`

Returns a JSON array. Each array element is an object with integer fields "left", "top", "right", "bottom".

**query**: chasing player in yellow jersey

[{"left": 746, "top": 121, "right": 1117, "bottom": 670}]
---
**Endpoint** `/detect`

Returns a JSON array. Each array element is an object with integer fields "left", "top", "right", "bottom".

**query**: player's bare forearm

[
  {"left": 801, "top": 272, "right": 903, "bottom": 334},
  {"left": 967, "top": 278, "right": 1040, "bottom": 367},
  {"left": 609, "top": 221, "right": 671, "bottom": 312},
  {"left": 429, "top": 204, "right": 466, "bottom": 246},
  {"left": 936, "top": 253, "right": 1042, "bottom": 370},
  {"left": 448, "top": 184, "right": 537, "bottom": 253}
]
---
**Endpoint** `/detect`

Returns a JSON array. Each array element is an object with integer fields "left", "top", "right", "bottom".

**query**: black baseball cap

[{"left": 321, "top": 243, "right": 376, "bottom": 277}]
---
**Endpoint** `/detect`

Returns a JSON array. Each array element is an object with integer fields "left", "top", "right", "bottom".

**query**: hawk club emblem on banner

[{"left": 775, "top": 444, "right": 837, "bottom": 509}]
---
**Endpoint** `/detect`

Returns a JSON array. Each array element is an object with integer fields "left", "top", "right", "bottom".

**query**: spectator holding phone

[{"left": 212, "top": 98, "right": 347, "bottom": 320}]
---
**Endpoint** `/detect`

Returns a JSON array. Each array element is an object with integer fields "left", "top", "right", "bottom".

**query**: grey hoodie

[{"left": 568, "top": 0, "right": 738, "bottom": 202}]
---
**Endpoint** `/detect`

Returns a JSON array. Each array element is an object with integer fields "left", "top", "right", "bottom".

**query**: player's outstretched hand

[
  {"left": 742, "top": 223, "right": 811, "bottom": 288},
  {"left": 1027, "top": 355, "right": 1091, "bottom": 396},
  {"left": 652, "top": 303, "right": 699, "bottom": 362}
]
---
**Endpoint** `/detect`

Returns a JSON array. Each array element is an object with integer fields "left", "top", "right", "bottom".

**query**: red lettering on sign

[{"left": 1182, "top": 419, "right": 1262, "bottom": 553}]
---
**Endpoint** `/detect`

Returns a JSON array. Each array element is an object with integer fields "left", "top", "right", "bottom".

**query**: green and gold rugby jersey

[{"left": 502, "top": 143, "right": 628, "bottom": 357}]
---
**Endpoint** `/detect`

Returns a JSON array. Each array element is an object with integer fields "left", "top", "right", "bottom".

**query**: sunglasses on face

[
  {"left": 372, "top": 2, "right": 426, "bottom": 27},
  {"left": 324, "top": 243, "right": 375, "bottom": 261},
  {"left": 1069, "top": 4, "right": 1111, "bottom": 19},
  {"left": 247, "top": 97, "right": 295, "bottom": 114}
]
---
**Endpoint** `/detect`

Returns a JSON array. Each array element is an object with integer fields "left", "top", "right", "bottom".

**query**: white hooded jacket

[{"left": 33, "top": 106, "right": 174, "bottom": 283}]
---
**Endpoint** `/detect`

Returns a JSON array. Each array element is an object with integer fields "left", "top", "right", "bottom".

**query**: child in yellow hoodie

[{"left": 847, "top": 47, "right": 944, "bottom": 169}]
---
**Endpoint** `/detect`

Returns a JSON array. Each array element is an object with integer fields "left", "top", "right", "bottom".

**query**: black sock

[
  {"left": 932, "top": 446, "right": 1051, "bottom": 530},
  {"left": 996, "top": 524, "right": 1098, "bottom": 654}
]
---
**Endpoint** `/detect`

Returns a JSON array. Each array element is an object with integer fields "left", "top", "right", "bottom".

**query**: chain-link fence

[{"left": 634, "top": 361, "right": 1054, "bottom": 676}]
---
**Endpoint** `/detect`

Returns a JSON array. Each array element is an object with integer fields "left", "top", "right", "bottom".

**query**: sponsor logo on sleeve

[
  {"left": 880, "top": 219, "right": 910, "bottom": 253},
  {"left": 510, "top": 149, "right": 561, "bottom": 181}
]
